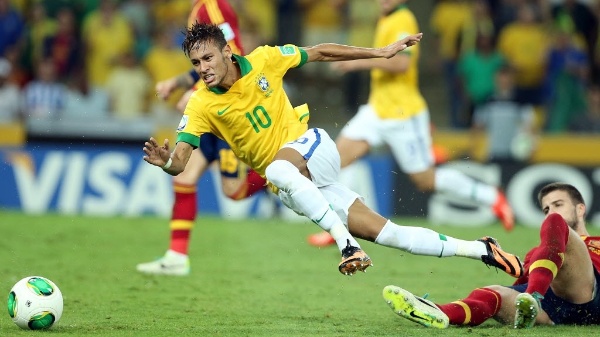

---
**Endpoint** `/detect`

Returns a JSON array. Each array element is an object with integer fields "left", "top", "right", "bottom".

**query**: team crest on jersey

[
  {"left": 256, "top": 73, "right": 273, "bottom": 97},
  {"left": 177, "top": 115, "right": 189, "bottom": 131}
]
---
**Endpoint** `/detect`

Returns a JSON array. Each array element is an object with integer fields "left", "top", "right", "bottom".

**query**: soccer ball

[{"left": 7, "top": 276, "right": 63, "bottom": 330}]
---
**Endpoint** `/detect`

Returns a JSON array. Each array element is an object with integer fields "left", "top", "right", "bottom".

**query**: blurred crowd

[
  {"left": 432, "top": 0, "right": 600, "bottom": 134},
  {"left": 0, "top": 0, "right": 599, "bottom": 136}
]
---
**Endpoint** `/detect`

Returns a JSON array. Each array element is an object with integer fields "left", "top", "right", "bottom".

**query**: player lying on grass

[
  {"left": 142, "top": 22, "right": 523, "bottom": 278},
  {"left": 382, "top": 182, "right": 600, "bottom": 328}
]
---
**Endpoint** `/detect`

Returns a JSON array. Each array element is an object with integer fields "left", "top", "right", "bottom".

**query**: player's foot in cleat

[
  {"left": 493, "top": 190, "right": 514, "bottom": 231},
  {"left": 307, "top": 231, "right": 336, "bottom": 247},
  {"left": 514, "top": 292, "right": 541, "bottom": 329},
  {"left": 382, "top": 285, "right": 449, "bottom": 329},
  {"left": 478, "top": 236, "right": 523, "bottom": 278},
  {"left": 338, "top": 240, "right": 372, "bottom": 275},
  {"left": 136, "top": 249, "right": 190, "bottom": 276}
]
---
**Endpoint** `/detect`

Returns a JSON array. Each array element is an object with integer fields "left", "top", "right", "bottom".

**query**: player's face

[
  {"left": 540, "top": 190, "right": 580, "bottom": 229},
  {"left": 188, "top": 41, "right": 232, "bottom": 88}
]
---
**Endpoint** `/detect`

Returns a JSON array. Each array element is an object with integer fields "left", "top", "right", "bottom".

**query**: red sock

[
  {"left": 169, "top": 183, "right": 197, "bottom": 255},
  {"left": 525, "top": 213, "right": 568, "bottom": 296},
  {"left": 230, "top": 169, "right": 267, "bottom": 200},
  {"left": 438, "top": 288, "right": 502, "bottom": 326}
]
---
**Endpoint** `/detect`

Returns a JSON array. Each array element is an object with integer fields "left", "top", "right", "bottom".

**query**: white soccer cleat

[
  {"left": 383, "top": 285, "right": 449, "bottom": 329},
  {"left": 136, "top": 250, "right": 190, "bottom": 276}
]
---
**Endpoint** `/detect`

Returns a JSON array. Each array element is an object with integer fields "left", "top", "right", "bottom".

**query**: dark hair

[
  {"left": 537, "top": 182, "right": 585, "bottom": 207},
  {"left": 182, "top": 22, "right": 227, "bottom": 57}
]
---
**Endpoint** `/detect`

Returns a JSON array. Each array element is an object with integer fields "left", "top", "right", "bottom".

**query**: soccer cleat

[
  {"left": 383, "top": 285, "right": 449, "bottom": 329},
  {"left": 338, "top": 240, "right": 372, "bottom": 275},
  {"left": 307, "top": 231, "right": 336, "bottom": 247},
  {"left": 136, "top": 250, "right": 190, "bottom": 276},
  {"left": 514, "top": 292, "right": 541, "bottom": 329},
  {"left": 492, "top": 191, "right": 514, "bottom": 231},
  {"left": 478, "top": 236, "right": 523, "bottom": 278}
]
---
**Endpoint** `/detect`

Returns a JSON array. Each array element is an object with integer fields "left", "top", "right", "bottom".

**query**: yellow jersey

[
  {"left": 370, "top": 4, "right": 426, "bottom": 119},
  {"left": 497, "top": 23, "right": 549, "bottom": 87},
  {"left": 177, "top": 45, "right": 309, "bottom": 176}
]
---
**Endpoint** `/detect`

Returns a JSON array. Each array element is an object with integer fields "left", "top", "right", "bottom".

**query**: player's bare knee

[
  {"left": 173, "top": 172, "right": 199, "bottom": 185},
  {"left": 221, "top": 185, "right": 243, "bottom": 200}
]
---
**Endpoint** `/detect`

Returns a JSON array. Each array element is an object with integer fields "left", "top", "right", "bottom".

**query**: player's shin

[
  {"left": 375, "top": 220, "right": 459, "bottom": 257},
  {"left": 265, "top": 160, "right": 359, "bottom": 251}
]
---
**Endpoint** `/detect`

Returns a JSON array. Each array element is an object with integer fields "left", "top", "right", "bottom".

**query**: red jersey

[
  {"left": 583, "top": 236, "right": 600, "bottom": 271},
  {"left": 188, "top": 0, "right": 243, "bottom": 55},
  {"left": 515, "top": 235, "right": 600, "bottom": 285}
]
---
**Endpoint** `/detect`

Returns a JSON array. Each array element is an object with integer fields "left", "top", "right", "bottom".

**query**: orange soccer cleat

[
  {"left": 478, "top": 236, "right": 523, "bottom": 278},
  {"left": 338, "top": 240, "right": 372, "bottom": 275},
  {"left": 493, "top": 190, "right": 515, "bottom": 231},
  {"left": 307, "top": 231, "right": 336, "bottom": 247}
]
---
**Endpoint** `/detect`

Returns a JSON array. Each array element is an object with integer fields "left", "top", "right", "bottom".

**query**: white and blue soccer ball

[{"left": 7, "top": 276, "right": 63, "bottom": 330}]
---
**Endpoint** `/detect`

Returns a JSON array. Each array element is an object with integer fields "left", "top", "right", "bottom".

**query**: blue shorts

[
  {"left": 199, "top": 133, "right": 240, "bottom": 178},
  {"left": 508, "top": 269, "right": 600, "bottom": 325}
]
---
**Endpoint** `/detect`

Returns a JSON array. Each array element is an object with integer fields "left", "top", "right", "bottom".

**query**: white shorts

[
  {"left": 280, "top": 128, "right": 362, "bottom": 225},
  {"left": 341, "top": 104, "right": 434, "bottom": 173}
]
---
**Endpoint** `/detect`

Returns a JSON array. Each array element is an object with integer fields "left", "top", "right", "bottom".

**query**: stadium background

[{"left": 1, "top": 0, "right": 599, "bottom": 228}]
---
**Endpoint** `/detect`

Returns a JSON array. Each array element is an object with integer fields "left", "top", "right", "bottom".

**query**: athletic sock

[
  {"left": 374, "top": 220, "right": 456, "bottom": 257},
  {"left": 525, "top": 213, "right": 568, "bottom": 296},
  {"left": 169, "top": 183, "right": 196, "bottom": 255},
  {"left": 438, "top": 287, "right": 502, "bottom": 326},
  {"left": 434, "top": 167, "right": 498, "bottom": 206},
  {"left": 374, "top": 220, "right": 488, "bottom": 258},
  {"left": 265, "top": 160, "right": 359, "bottom": 251},
  {"left": 229, "top": 169, "right": 267, "bottom": 200}
]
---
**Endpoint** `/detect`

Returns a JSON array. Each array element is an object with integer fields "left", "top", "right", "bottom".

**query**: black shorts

[
  {"left": 199, "top": 133, "right": 240, "bottom": 178},
  {"left": 508, "top": 269, "right": 600, "bottom": 325}
]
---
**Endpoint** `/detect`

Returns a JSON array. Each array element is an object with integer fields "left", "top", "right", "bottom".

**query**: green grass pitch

[{"left": 0, "top": 210, "right": 597, "bottom": 336}]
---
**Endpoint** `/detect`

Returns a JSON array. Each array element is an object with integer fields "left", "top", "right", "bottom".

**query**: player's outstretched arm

[
  {"left": 143, "top": 137, "right": 193, "bottom": 176},
  {"left": 303, "top": 33, "right": 423, "bottom": 63}
]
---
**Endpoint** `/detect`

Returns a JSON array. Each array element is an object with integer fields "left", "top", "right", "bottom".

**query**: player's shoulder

[
  {"left": 383, "top": 7, "right": 418, "bottom": 30},
  {"left": 188, "top": 86, "right": 217, "bottom": 105}
]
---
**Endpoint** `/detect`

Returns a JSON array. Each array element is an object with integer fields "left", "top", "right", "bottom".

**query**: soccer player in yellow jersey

[
  {"left": 142, "top": 22, "right": 523, "bottom": 277},
  {"left": 137, "top": 0, "right": 267, "bottom": 276},
  {"left": 308, "top": 0, "right": 515, "bottom": 248}
]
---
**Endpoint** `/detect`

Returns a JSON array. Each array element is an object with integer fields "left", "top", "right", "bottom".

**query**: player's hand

[
  {"left": 155, "top": 78, "right": 179, "bottom": 100},
  {"left": 176, "top": 89, "right": 194, "bottom": 113},
  {"left": 381, "top": 33, "right": 423, "bottom": 58},
  {"left": 143, "top": 137, "right": 171, "bottom": 167}
]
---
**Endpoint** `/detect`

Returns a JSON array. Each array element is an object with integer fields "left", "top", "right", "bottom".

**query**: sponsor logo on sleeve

[{"left": 278, "top": 45, "right": 296, "bottom": 56}]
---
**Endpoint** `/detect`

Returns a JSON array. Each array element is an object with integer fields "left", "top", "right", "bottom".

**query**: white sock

[
  {"left": 434, "top": 167, "right": 498, "bottom": 206},
  {"left": 455, "top": 241, "right": 488, "bottom": 259},
  {"left": 265, "top": 160, "right": 359, "bottom": 251},
  {"left": 165, "top": 249, "right": 188, "bottom": 260},
  {"left": 374, "top": 220, "right": 486, "bottom": 259}
]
